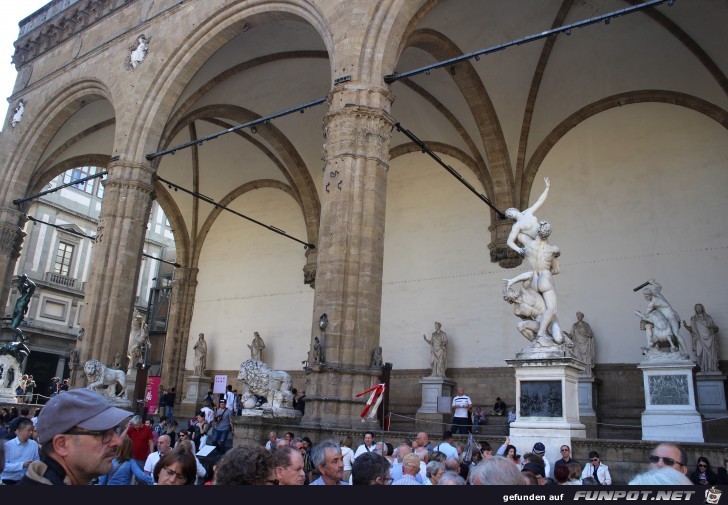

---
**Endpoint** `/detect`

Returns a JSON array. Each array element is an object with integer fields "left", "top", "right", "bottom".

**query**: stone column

[
  {"left": 160, "top": 267, "right": 199, "bottom": 392},
  {"left": 0, "top": 207, "right": 27, "bottom": 312},
  {"left": 74, "top": 160, "right": 155, "bottom": 385},
  {"left": 304, "top": 84, "right": 394, "bottom": 428}
]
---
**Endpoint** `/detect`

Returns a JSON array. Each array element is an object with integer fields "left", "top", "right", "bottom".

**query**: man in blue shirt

[
  {"left": 2, "top": 418, "right": 39, "bottom": 484},
  {"left": 211, "top": 398, "right": 232, "bottom": 453}
]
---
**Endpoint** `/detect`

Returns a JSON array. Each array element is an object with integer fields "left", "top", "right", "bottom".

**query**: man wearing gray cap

[{"left": 19, "top": 388, "right": 132, "bottom": 485}]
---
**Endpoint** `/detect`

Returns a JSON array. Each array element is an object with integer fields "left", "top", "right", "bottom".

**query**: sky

[{"left": 0, "top": 0, "right": 51, "bottom": 131}]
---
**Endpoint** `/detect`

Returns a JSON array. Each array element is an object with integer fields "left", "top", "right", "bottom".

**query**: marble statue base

[
  {"left": 695, "top": 372, "right": 728, "bottom": 419},
  {"left": 0, "top": 387, "right": 19, "bottom": 403},
  {"left": 578, "top": 376, "right": 600, "bottom": 438},
  {"left": 182, "top": 375, "right": 212, "bottom": 408},
  {"left": 638, "top": 357, "right": 704, "bottom": 442},
  {"left": 415, "top": 376, "right": 456, "bottom": 432},
  {"left": 505, "top": 355, "right": 586, "bottom": 472},
  {"left": 232, "top": 407, "right": 301, "bottom": 448}
]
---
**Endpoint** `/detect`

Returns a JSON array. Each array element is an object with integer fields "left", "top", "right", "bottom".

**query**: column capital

[{"left": 105, "top": 159, "right": 156, "bottom": 194}]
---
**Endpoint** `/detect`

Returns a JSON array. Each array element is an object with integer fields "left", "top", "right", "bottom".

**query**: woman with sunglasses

[
  {"left": 175, "top": 429, "right": 190, "bottom": 449},
  {"left": 689, "top": 456, "right": 718, "bottom": 486},
  {"left": 153, "top": 448, "right": 197, "bottom": 485}
]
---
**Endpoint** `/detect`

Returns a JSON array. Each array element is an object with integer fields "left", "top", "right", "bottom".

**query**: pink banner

[{"left": 145, "top": 376, "right": 162, "bottom": 415}]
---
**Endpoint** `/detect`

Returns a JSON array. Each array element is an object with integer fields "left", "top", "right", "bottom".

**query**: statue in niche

[
  {"left": 247, "top": 331, "right": 265, "bottom": 362},
  {"left": 684, "top": 303, "right": 720, "bottom": 373},
  {"left": 370, "top": 346, "right": 383, "bottom": 369},
  {"left": 423, "top": 321, "right": 448, "bottom": 377},
  {"left": 635, "top": 279, "right": 688, "bottom": 358},
  {"left": 10, "top": 99, "right": 25, "bottom": 128},
  {"left": 193, "top": 333, "right": 207, "bottom": 375},
  {"left": 129, "top": 35, "right": 150, "bottom": 69},
  {"left": 311, "top": 336, "right": 324, "bottom": 364},
  {"left": 564, "top": 311, "right": 595, "bottom": 375}
]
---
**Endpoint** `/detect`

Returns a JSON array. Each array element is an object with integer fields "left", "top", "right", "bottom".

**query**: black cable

[
  {"left": 13, "top": 171, "right": 108, "bottom": 206},
  {"left": 156, "top": 176, "right": 315, "bottom": 249}
]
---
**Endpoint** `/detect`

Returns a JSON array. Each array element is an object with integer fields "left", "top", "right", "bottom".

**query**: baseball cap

[
  {"left": 533, "top": 442, "right": 546, "bottom": 454},
  {"left": 219, "top": 398, "right": 227, "bottom": 403},
  {"left": 36, "top": 388, "right": 132, "bottom": 444}
]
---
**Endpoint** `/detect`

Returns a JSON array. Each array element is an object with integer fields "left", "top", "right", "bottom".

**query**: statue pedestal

[
  {"left": 232, "top": 407, "right": 301, "bottom": 447},
  {"left": 182, "top": 375, "right": 212, "bottom": 408},
  {"left": 505, "top": 353, "right": 586, "bottom": 472},
  {"left": 0, "top": 354, "right": 22, "bottom": 403},
  {"left": 638, "top": 356, "right": 703, "bottom": 442},
  {"left": 578, "top": 376, "right": 600, "bottom": 438},
  {"left": 415, "top": 376, "right": 456, "bottom": 432},
  {"left": 695, "top": 372, "right": 728, "bottom": 419}
]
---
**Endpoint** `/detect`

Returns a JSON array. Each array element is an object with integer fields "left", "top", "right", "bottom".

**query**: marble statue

[
  {"left": 110, "top": 352, "right": 122, "bottom": 370},
  {"left": 129, "top": 35, "right": 150, "bottom": 69},
  {"left": 423, "top": 321, "right": 448, "bottom": 377},
  {"left": 10, "top": 99, "right": 25, "bottom": 128},
  {"left": 503, "top": 221, "right": 567, "bottom": 347},
  {"left": 564, "top": 312, "right": 595, "bottom": 375},
  {"left": 637, "top": 279, "right": 689, "bottom": 357},
  {"left": 237, "top": 359, "right": 294, "bottom": 410},
  {"left": 312, "top": 336, "right": 324, "bottom": 363},
  {"left": 370, "top": 346, "right": 383, "bottom": 369},
  {"left": 69, "top": 349, "right": 79, "bottom": 370},
  {"left": 127, "top": 309, "right": 151, "bottom": 367},
  {"left": 193, "top": 333, "right": 207, "bottom": 375},
  {"left": 247, "top": 331, "right": 265, "bottom": 361},
  {"left": 84, "top": 359, "right": 127, "bottom": 400},
  {"left": 684, "top": 304, "right": 720, "bottom": 373},
  {"left": 505, "top": 177, "right": 550, "bottom": 256}
]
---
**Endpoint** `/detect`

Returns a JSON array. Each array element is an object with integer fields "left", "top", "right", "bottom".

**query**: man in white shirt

[
  {"left": 200, "top": 404, "right": 214, "bottom": 425},
  {"left": 450, "top": 386, "right": 472, "bottom": 434},
  {"left": 143, "top": 434, "right": 172, "bottom": 474},
  {"left": 432, "top": 431, "right": 458, "bottom": 460},
  {"left": 225, "top": 385, "right": 236, "bottom": 414},
  {"left": 353, "top": 431, "right": 376, "bottom": 460},
  {"left": 265, "top": 431, "right": 278, "bottom": 451},
  {"left": 1, "top": 418, "right": 39, "bottom": 484}
]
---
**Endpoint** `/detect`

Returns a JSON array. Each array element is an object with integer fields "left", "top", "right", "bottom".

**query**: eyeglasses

[
  {"left": 382, "top": 477, "right": 394, "bottom": 485},
  {"left": 561, "top": 448, "right": 570, "bottom": 452},
  {"left": 591, "top": 458, "right": 600, "bottom": 462},
  {"left": 698, "top": 464, "right": 708, "bottom": 468},
  {"left": 178, "top": 433, "right": 187, "bottom": 438},
  {"left": 162, "top": 467, "right": 187, "bottom": 482},
  {"left": 64, "top": 427, "right": 117, "bottom": 444},
  {"left": 648, "top": 455, "right": 685, "bottom": 467}
]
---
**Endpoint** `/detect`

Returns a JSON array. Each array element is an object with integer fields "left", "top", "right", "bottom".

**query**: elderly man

[
  {"left": 649, "top": 443, "right": 688, "bottom": 475},
  {"left": 2, "top": 418, "right": 39, "bottom": 484},
  {"left": 265, "top": 431, "right": 278, "bottom": 451},
  {"left": 392, "top": 453, "right": 422, "bottom": 485},
  {"left": 469, "top": 456, "right": 525, "bottom": 485},
  {"left": 309, "top": 439, "right": 348, "bottom": 485},
  {"left": 120, "top": 415, "right": 154, "bottom": 470},
  {"left": 143, "top": 434, "right": 172, "bottom": 474},
  {"left": 416, "top": 431, "right": 432, "bottom": 451},
  {"left": 20, "top": 388, "right": 131, "bottom": 485},
  {"left": 273, "top": 445, "right": 305, "bottom": 485}
]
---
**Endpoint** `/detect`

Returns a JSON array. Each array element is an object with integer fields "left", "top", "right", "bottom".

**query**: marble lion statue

[
  {"left": 237, "top": 359, "right": 293, "bottom": 409},
  {"left": 84, "top": 359, "right": 127, "bottom": 398}
]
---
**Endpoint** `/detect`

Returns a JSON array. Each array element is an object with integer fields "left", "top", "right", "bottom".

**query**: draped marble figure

[
  {"left": 684, "top": 304, "right": 720, "bottom": 373},
  {"left": 423, "top": 322, "right": 448, "bottom": 377}
]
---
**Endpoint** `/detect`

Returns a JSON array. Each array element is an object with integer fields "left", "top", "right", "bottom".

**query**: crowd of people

[{"left": 1, "top": 387, "right": 727, "bottom": 486}]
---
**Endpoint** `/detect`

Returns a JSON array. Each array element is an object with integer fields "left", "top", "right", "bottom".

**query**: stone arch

[
  {"left": 389, "top": 141, "right": 493, "bottom": 201},
  {"left": 26, "top": 154, "right": 112, "bottom": 198},
  {"left": 522, "top": 90, "right": 728, "bottom": 205},
  {"left": 399, "top": 28, "right": 514, "bottom": 209},
  {"left": 159, "top": 104, "right": 320, "bottom": 254},
  {"left": 154, "top": 183, "right": 191, "bottom": 270},
  {"left": 1, "top": 79, "right": 114, "bottom": 205},
  {"left": 124, "top": 2, "right": 333, "bottom": 161},
  {"left": 193, "top": 179, "right": 300, "bottom": 268}
]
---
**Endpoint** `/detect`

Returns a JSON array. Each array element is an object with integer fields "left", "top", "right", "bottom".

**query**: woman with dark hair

[
  {"left": 153, "top": 447, "right": 197, "bottom": 485},
  {"left": 98, "top": 437, "right": 155, "bottom": 485},
  {"left": 213, "top": 444, "right": 275, "bottom": 485},
  {"left": 553, "top": 464, "right": 571, "bottom": 484},
  {"left": 690, "top": 456, "right": 718, "bottom": 486},
  {"left": 175, "top": 429, "right": 191, "bottom": 449},
  {"left": 496, "top": 437, "right": 520, "bottom": 465}
]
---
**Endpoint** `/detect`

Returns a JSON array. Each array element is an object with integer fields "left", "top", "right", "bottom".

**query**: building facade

[{"left": 0, "top": 0, "right": 726, "bottom": 432}]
